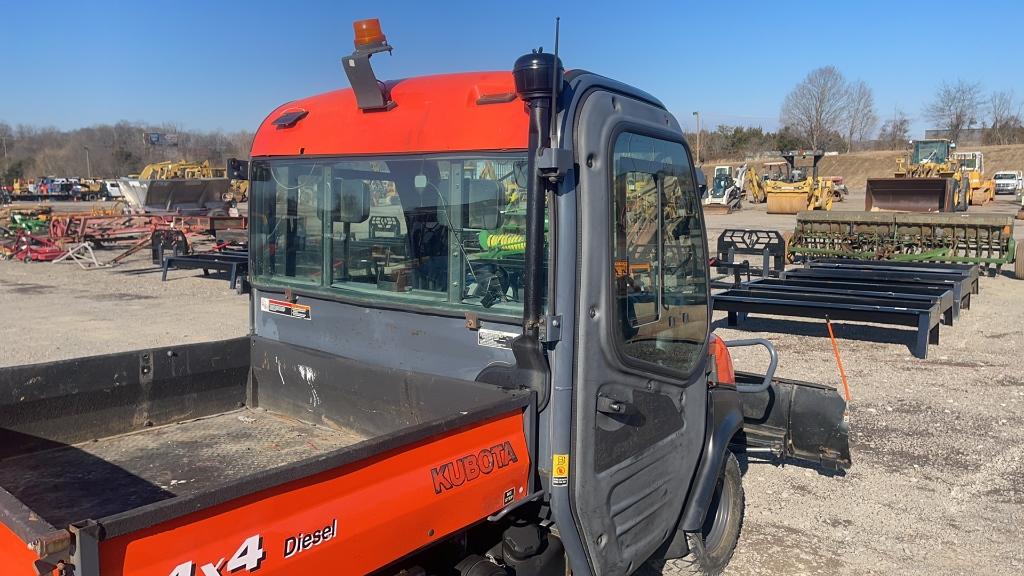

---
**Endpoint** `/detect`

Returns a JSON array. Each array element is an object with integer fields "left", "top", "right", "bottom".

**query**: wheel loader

[
  {"left": 953, "top": 151, "right": 996, "bottom": 206},
  {"left": 0, "top": 18, "right": 851, "bottom": 576},
  {"left": 866, "top": 138, "right": 971, "bottom": 212}
]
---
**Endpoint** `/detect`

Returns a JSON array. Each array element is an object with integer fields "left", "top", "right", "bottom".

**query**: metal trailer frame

[
  {"left": 715, "top": 229, "right": 786, "bottom": 278},
  {"left": 781, "top": 267, "right": 974, "bottom": 319},
  {"left": 806, "top": 259, "right": 981, "bottom": 291},
  {"left": 161, "top": 252, "right": 249, "bottom": 291},
  {"left": 713, "top": 287, "right": 943, "bottom": 359},
  {"left": 743, "top": 278, "right": 955, "bottom": 327},
  {"left": 746, "top": 276, "right": 965, "bottom": 320}
]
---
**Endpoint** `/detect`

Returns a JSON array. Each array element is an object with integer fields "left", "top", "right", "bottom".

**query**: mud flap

[{"left": 735, "top": 370, "right": 851, "bottom": 470}]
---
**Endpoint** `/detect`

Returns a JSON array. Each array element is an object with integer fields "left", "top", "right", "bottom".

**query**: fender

[{"left": 678, "top": 386, "right": 743, "bottom": 531}]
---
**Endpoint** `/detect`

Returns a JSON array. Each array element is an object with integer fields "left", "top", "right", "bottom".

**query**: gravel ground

[
  {"left": 3, "top": 195, "right": 1023, "bottom": 574},
  {"left": 0, "top": 248, "right": 248, "bottom": 367}
]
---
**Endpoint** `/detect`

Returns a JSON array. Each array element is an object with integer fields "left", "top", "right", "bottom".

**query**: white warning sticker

[{"left": 477, "top": 328, "right": 520, "bottom": 349}]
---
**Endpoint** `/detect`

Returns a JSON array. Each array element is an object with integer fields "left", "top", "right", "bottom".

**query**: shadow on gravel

[
  {"left": 735, "top": 450, "right": 846, "bottom": 478},
  {"left": 711, "top": 316, "right": 920, "bottom": 355}
]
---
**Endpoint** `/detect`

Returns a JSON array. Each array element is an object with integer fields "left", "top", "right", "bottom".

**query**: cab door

[{"left": 571, "top": 89, "right": 711, "bottom": 574}]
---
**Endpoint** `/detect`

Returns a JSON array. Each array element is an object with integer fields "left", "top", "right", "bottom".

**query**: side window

[
  {"left": 612, "top": 132, "right": 708, "bottom": 375},
  {"left": 251, "top": 162, "right": 326, "bottom": 285}
]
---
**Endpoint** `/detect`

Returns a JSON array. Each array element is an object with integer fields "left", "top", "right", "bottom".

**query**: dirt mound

[{"left": 704, "top": 144, "right": 1024, "bottom": 193}]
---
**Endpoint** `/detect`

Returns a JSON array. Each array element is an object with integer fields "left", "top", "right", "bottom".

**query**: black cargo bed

[
  {"left": 0, "top": 408, "right": 367, "bottom": 529},
  {"left": 0, "top": 337, "right": 531, "bottom": 553}
]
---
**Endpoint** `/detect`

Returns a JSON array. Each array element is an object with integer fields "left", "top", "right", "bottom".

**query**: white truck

[{"left": 993, "top": 170, "right": 1023, "bottom": 195}]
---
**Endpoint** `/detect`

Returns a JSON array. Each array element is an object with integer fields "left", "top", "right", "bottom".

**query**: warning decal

[
  {"left": 261, "top": 297, "right": 312, "bottom": 320},
  {"left": 477, "top": 328, "right": 519, "bottom": 349},
  {"left": 552, "top": 454, "right": 569, "bottom": 486}
]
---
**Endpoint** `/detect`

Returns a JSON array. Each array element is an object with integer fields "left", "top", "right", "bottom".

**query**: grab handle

[{"left": 723, "top": 338, "right": 778, "bottom": 393}]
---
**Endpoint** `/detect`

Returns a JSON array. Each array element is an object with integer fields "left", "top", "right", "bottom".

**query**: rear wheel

[{"left": 676, "top": 452, "right": 744, "bottom": 575}]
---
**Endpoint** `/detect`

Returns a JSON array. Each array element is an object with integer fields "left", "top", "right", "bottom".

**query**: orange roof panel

[{"left": 251, "top": 71, "right": 529, "bottom": 157}]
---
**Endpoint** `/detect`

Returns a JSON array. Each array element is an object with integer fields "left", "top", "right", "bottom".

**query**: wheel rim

[{"left": 701, "top": 468, "right": 735, "bottom": 554}]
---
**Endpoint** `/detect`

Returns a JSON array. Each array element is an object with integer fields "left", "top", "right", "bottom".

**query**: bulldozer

[
  {"left": 866, "top": 138, "right": 971, "bottom": 212},
  {"left": 953, "top": 151, "right": 996, "bottom": 206},
  {"left": 763, "top": 150, "right": 836, "bottom": 214}
]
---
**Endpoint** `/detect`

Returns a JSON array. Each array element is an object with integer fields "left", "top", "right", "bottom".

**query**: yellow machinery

[
  {"left": 870, "top": 139, "right": 970, "bottom": 212},
  {"left": 736, "top": 164, "right": 767, "bottom": 203},
  {"left": 762, "top": 151, "right": 835, "bottom": 214},
  {"left": 953, "top": 151, "right": 995, "bottom": 206},
  {"left": 134, "top": 160, "right": 225, "bottom": 180},
  {"left": 131, "top": 160, "right": 248, "bottom": 203}
]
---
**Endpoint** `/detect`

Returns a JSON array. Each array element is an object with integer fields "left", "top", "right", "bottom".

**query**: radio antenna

[{"left": 549, "top": 17, "right": 560, "bottom": 147}]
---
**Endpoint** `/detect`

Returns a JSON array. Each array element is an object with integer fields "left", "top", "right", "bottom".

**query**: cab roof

[{"left": 250, "top": 71, "right": 529, "bottom": 158}]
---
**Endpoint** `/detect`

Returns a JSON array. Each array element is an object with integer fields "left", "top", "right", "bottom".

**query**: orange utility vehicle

[{"left": 0, "top": 19, "right": 849, "bottom": 576}]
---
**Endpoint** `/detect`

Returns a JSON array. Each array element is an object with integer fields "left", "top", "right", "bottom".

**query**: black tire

[
  {"left": 676, "top": 453, "right": 744, "bottom": 575},
  {"left": 1014, "top": 240, "right": 1024, "bottom": 280}
]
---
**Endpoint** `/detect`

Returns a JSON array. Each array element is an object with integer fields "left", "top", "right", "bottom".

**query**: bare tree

[
  {"left": 877, "top": 109, "right": 910, "bottom": 150},
  {"left": 780, "top": 66, "right": 850, "bottom": 150},
  {"left": 986, "top": 90, "right": 1023, "bottom": 145},
  {"left": 843, "top": 80, "right": 878, "bottom": 152},
  {"left": 924, "top": 80, "right": 983, "bottom": 143}
]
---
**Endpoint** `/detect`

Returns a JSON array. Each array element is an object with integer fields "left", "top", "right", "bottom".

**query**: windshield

[
  {"left": 250, "top": 153, "right": 544, "bottom": 317},
  {"left": 911, "top": 141, "right": 949, "bottom": 164},
  {"left": 711, "top": 175, "right": 733, "bottom": 197},
  {"left": 994, "top": 173, "right": 1015, "bottom": 180}
]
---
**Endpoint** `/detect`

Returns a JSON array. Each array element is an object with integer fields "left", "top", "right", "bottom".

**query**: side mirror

[
  {"left": 512, "top": 161, "right": 528, "bottom": 189},
  {"left": 465, "top": 179, "right": 503, "bottom": 230},
  {"left": 227, "top": 158, "right": 249, "bottom": 181},
  {"left": 333, "top": 179, "right": 371, "bottom": 223}
]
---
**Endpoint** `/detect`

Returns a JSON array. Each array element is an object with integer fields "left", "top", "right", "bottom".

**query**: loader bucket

[
  {"left": 703, "top": 203, "right": 734, "bottom": 215},
  {"left": 145, "top": 178, "right": 232, "bottom": 213},
  {"left": 766, "top": 192, "right": 807, "bottom": 214},
  {"left": 736, "top": 371, "right": 851, "bottom": 470},
  {"left": 866, "top": 177, "right": 954, "bottom": 212}
]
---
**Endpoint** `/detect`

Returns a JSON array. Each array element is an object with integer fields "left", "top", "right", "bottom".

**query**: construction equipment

[
  {"left": 763, "top": 150, "right": 836, "bottom": 214},
  {"left": 737, "top": 163, "right": 767, "bottom": 203},
  {"left": 0, "top": 19, "right": 849, "bottom": 576},
  {"left": 953, "top": 151, "right": 996, "bottom": 206},
  {"left": 866, "top": 138, "right": 971, "bottom": 212},
  {"left": 119, "top": 160, "right": 234, "bottom": 214},
  {"left": 702, "top": 172, "right": 743, "bottom": 214},
  {"left": 789, "top": 210, "right": 1022, "bottom": 279}
]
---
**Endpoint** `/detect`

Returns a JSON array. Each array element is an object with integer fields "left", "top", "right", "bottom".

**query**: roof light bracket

[{"left": 343, "top": 42, "right": 395, "bottom": 112}]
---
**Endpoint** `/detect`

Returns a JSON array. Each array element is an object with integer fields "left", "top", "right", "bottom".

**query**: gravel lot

[
  {"left": 2, "top": 194, "right": 1023, "bottom": 574},
  {"left": 0, "top": 248, "right": 248, "bottom": 367}
]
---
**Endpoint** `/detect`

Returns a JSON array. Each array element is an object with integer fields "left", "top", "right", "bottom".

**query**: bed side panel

[
  {"left": 1, "top": 521, "right": 51, "bottom": 576},
  {"left": 99, "top": 411, "right": 529, "bottom": 576}
]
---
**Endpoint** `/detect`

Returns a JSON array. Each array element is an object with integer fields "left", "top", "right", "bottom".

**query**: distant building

[{"left": 923, "top": 128, "right": 985, "bottom": 144}]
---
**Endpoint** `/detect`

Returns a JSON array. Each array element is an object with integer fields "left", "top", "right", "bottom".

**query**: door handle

[{"left": 597, "top": 395, "right": 632, "bottom": 415}]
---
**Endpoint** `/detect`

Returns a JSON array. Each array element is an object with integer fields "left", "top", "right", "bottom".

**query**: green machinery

[{"left": 789, "top": 211, "right": 1022, "bottom": 279}]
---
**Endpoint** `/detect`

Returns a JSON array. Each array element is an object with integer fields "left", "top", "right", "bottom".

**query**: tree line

[
  {"left": 0, "top": 121, "right": 253, "bottom": 185},
  {"left": 688, "top": 67, "right": 1024, "bottom": 162}
]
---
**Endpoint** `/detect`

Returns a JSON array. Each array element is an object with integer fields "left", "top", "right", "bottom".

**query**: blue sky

[{"left": 3, "top": 0, "right": 1022, "bottom": 137}]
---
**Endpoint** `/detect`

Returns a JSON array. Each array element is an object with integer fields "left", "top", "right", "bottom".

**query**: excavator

[{"left": 866, "top": 138, "right": 971, "bottom": 212}]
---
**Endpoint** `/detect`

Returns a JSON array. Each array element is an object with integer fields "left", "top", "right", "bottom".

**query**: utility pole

[
  {"left": 83, "top": 146, "right": 91, "bottom": 178},
  {"left": 2, "top": 134, "right": 7, "bottom": 183},
  {"left": 692, "top": 111, "right": 701, "bottom": 166}
]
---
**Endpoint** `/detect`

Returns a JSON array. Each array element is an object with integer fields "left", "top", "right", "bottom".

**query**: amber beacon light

[{"left": 353, "top": 18, "right": 387, "bottom": 49}]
